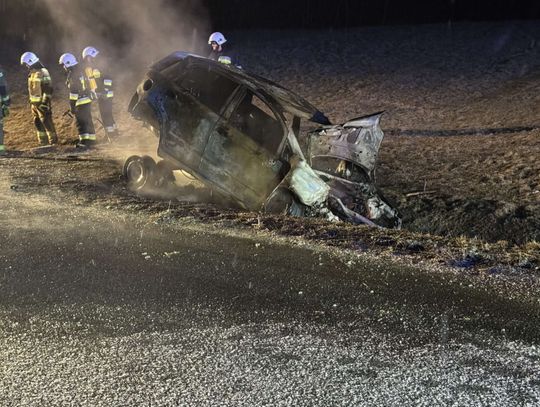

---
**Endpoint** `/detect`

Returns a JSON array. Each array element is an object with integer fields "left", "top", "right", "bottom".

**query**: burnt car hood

[{"left": 308, "top": 111, "right": 385, "bottom": 175}]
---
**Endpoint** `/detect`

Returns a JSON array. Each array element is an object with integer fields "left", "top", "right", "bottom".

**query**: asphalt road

[{"left": 0, "top": 158, "right": 539, "bottom": 406}]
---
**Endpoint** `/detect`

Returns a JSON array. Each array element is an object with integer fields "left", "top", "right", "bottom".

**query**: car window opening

[
  {"left": 180, "top": 66, "right": 238, "bottom": 115},
  {"left": 160, "top": 61, "right": 185, "bottom": 81},
  {"left": 230, "top": 91, "right": 283, "bottom": 154}
]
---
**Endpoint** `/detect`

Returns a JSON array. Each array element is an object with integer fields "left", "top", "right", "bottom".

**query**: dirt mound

[{"left": 376, "top": 129, "right": 540, "bottom": 243}]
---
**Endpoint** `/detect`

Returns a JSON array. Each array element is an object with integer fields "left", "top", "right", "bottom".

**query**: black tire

[
  {"left": 123, "top": 155, "right": 157, "bottom": 191},
  {"left": 154, "top": 160, "right": 176, "bottom": 188},
  {"left": 123, "top": 155, "right": 140, "bottom": 179},
  {"left": 264, "top": 187, "right": 306, "bottom": 217}
]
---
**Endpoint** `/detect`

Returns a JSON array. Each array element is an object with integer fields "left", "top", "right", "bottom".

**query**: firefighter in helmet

[
  {"left": 82, "top": 46, "right": 118, "bottom": 138},
  {"left": 20, "top": 52, "right": 58, "bottom": 146},
  {"left": 0, "top": 65, "right": 10, "bottom": 155},
  {"left": 59, "top": 53, "right": 96, "bottom": 147},
  {"left": 208, "top": 32, "right": 237, "bottom": 66}
]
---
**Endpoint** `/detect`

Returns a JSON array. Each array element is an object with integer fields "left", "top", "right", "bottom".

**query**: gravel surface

[
  {"left": 1, "top": 316, "right": 539, "bottom": 406},
  {"left": 0, "top": 161, "right": 539, "bottom": 406}
]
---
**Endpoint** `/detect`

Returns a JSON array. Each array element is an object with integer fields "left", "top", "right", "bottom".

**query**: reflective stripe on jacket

[
  {"left": 84, "top": 65, "right": 113, "bottom": 98},
  {"left": 67, "top": 66, "right": 93, "bottom": 110}
]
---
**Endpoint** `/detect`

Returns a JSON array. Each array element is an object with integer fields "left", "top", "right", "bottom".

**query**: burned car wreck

[{"left": 127, "top": 52, "right": 400, "bottom": 228}]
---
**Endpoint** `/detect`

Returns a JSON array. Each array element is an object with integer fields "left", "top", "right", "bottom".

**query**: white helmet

[
  {"left": 20, "top": 52, "right": 39, "bottom": 67},
  {"left": 82, "top": 46, "right": 99, "bottom": 60},
  {"left": 59, "top": 53, "right": 78, "bottom": 68},
  {"left": 208, "top": 32, "right": 226, "bottom": 45}
]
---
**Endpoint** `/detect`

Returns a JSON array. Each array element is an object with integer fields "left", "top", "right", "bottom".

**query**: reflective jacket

[
  {"left": 84, "top": 65, "right": 114, "bottom": 99},
  {"left": 208, "top": 44, "right": 238, "bottom": 67},
  {"left": 28, "top": 67, "right": 53, "bottom": 104},
  {"left": 66, "top": 66, "right": 93, "bottom": 111},
  {"left": 0, "top": 68, "right": 9, "bottom": 107}
]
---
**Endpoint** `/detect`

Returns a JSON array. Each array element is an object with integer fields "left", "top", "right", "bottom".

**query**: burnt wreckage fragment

[{"left": 127, "top": 52, "right": 400, "bottom": 228}]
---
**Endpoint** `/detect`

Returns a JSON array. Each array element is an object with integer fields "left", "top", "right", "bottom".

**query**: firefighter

[
  {"left": 20, "top": 52, "right": 58, "bottom": 146},
  {"left": 82, "top": 46, "right": 118, "bottom": 138},
  {"left": 0, "top": 65, "right": 10, "bottom": 155},
  {"left": 208, "top": 32, "right": 236, "bottom": 66},
  {"left": 58, "top": 53, "right": 96, "bottom": 147}
]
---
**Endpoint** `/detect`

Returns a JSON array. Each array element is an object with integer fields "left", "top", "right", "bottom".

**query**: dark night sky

[
  {"left": 0, "top": 0, "right": 538, "bottom": 48},
  {"left": 205, "top": 0, "right": 540, "bottom": 29}
]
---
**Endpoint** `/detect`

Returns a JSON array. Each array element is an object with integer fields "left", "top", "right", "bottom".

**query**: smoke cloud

[{"left": 39, "top": 0, "right": 209, "bottom": 78}]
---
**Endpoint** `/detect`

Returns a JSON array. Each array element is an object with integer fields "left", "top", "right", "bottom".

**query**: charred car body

[{"left": 127, "top": 52, "right": 400, "bottom": 227}]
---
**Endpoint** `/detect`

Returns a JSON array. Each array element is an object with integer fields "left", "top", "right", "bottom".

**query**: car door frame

[
  {"left": 199, "top": 84, "right": 290, "bottom": 209},
  {"left": 156, "top": 59, "right": 243, "bottom": 177}
]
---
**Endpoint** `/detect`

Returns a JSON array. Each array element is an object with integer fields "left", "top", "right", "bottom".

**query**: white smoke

[{"left": 39, "top": 0, "right": 209, "bottom": 76}]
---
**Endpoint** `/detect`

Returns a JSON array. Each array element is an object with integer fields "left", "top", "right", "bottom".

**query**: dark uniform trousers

[
  {"left": 68, "top": 66, "right": 96, "bottom": 146},
  {"left": 97, "top": 96, "right": 115, "bottom": 132},
  {"left": 84, "top": 66, "right": 117, "bottom": 136},
  {"left": 75, "top": 102, "right": 96, "bottom": 146}
]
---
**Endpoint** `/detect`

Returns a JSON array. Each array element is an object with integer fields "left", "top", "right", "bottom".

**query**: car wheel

[
  {"left": 264, "top": 187, "right": 306, "bottom": 217},
  {"left": 123, "top": 155, "right": 157, "bottom": 191},
  {"left": 154, "top": 160, "right": 176, "bottom": 188}
]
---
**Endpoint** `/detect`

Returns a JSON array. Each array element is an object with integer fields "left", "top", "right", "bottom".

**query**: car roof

[{"left": 150, "top": 52, "right": 330, "bottom": 124}]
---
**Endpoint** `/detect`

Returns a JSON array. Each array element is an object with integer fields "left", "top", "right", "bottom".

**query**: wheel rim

[
  {"left": 127, "top": 160, "right": 146, "bottom": 186},
  {"left": 124, "top": 156, "right": 155, "bottom": 190}
]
